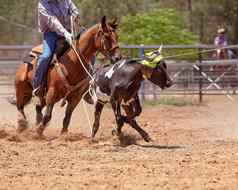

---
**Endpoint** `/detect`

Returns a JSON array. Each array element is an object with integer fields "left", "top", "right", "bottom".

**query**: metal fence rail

[{"left": 0, "top": 45, "right": 238, "bottom": 101}]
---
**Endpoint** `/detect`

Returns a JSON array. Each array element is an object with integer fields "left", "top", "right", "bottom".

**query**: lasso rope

[
  {"left": 163, "top": 45, "right": 236, "bottom": 60},
  {"left": 71, "top": 17, "right": 97, "bottom": 136}
]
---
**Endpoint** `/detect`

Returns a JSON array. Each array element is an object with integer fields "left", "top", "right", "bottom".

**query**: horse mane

[{"left": 77, "top": 24, "right": 100, "bottom": 41}]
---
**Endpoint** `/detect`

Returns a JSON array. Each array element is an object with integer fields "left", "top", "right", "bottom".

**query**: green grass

[{"left": 142, "top": 96, "right": 194, "bottom": 107}]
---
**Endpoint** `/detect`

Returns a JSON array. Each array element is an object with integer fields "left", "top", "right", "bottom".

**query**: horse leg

[
  {"left": 36, "top": 104, "right": 54, "bottom": 136},
  {"left": 15, "top": 80, "right": 33, "bottom": 133},
  {"left": 16, "top": 107, "right": 28, "bottom": 133},
  {"left": 91, "top": 102, "right": 104, "bottom": 138},
  {"left": 61, "top": 101, "right": 78, "bottom": 134},
  {"left": 35, "top": 97, "right": 46, "bottom": 125},
  {"left": 61, "top": 89, "right": 89, "bottom": 134}
]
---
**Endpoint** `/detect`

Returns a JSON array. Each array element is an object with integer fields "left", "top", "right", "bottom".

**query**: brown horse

[{"left": 14, "top": 16, "right": 121, "bottom": 136}]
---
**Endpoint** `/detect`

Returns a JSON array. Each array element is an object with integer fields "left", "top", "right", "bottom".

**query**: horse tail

[
  {"left": 10, "top": 61, "right": 33, "bottom": 108},
  {"left": 6, "top": 62, "right": 29, "bottom": 105},
  {"left": 20, "top": 63, "right": 29, "bottom": 82}
]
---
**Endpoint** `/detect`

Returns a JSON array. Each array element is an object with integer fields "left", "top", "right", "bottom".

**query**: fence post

[
  {"left": 198, "top": 47, "right": 203, "bottom": 103},
  {"left": 139, "top": 44, "right": 145, "bottom": 100}
]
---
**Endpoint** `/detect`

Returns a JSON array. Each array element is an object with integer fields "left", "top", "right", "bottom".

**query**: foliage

[
  {"left": 0, "top": 0, "right": 238, "bottom": 45},
  {"left": 118, "top": 9, "right": 198, "bottom": 45}
]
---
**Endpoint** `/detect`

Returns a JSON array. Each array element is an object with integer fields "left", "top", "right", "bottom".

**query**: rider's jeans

[{"left": 33, "top": 32, "right": 58, "bottom": 89}]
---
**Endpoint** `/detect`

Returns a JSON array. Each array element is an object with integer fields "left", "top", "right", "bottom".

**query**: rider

[
  {"left": 33, "top": 0, "right": 80, "bottom": 96},
  {"left": 214, "top": 27, "right": 235, "bottom": 59},
  {"left": 214, "top": 27, "right": 228, "bottom": 47}
]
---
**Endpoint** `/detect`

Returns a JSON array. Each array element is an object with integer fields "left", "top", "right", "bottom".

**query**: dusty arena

[{"left": 0, "top": 96, "right": 238, "bottom": 190}]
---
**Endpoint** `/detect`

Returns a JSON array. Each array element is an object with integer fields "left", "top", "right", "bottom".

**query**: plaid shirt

[
  {"left": 38, "top": 0, "right": 79, "bottom": 36},
  {"left": 214, "top": 35, "right": 228, "bottom": 46}
]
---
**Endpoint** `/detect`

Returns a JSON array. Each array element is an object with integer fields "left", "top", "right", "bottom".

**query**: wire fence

[{"left": 0, "top": 44, "right": 238, "bottom": 101}]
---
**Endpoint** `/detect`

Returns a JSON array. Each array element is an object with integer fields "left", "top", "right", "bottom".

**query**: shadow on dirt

[
  {"left": 116, "top": 132, "right": 184, "bottom": 149},
  {"left": 135, "top": 144, "right": 184, "bottom": 150}
]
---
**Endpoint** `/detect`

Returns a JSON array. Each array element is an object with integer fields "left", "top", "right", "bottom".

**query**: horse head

[
  {"left": 141, "top": 48, "right": 173, "bottom": 89},
  {"left": 94, "top": 16, "right": 122, "bottom": 63}
]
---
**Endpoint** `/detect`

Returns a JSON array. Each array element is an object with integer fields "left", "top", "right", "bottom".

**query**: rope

[
  {"left": 71, "top": 45, "right": 95, "bottom": 81},
  {"left": 82, "top": 89, "right": 93, "bottom": 136},
  {"left": 70, "top": 16, "right": 95, "bottom": 81},
  {"left": 163, "top": 45, "right": 236, "bottom": 60},
  {"left": 70, "top": 17, "right": 98, "bottom": 137}
]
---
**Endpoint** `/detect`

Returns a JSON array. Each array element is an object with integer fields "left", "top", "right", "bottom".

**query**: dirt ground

[{"left": 0, "top": 96, "right": 238, "bottom": 190}]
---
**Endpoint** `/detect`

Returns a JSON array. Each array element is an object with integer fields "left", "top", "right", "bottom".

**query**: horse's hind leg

[
  {"left": 16, "top": 107, "right": 28, "bottom": 133},
  {"left": 15, "top": 81, "right": 32, "bottom": 133},
  {"left": 91, "top": 102, "right": 104, "bottom": 138},
  {"left": 35, "top": 97, "right": 46, "bottom": 125}
]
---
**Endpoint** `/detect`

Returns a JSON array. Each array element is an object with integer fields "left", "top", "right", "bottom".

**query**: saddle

[{"left": 23, "top": 38, "right": 70, "bottom": 64}]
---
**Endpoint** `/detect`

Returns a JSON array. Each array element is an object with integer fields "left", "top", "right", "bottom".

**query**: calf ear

[{"left": 101, "top": 16, "right": 107, "bottom": 30}]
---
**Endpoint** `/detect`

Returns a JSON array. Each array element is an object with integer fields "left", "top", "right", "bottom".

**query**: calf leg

[
  {"left": 111, "top": 99, "right": 124, "bottom": 136},
  {"left": 122, "top": 99, "right": 151, "bottom": 142},
  {"left": 91, "top": 102, "right": 104, "bottom": 138},
  {"left": 127, "top": 119, "right": 151, "bottom": 142},
  {"left": 131, "top": 94, "right": 142, "bottom": 117}
]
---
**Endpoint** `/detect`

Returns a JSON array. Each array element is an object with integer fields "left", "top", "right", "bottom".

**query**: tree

[{"left": 119, "top": 9, "right": 198, "bottom": 45}]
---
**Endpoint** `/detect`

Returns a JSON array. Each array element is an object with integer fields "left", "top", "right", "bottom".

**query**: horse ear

[
  {"left": 109, "top": 18, "right": 118, "bottom": 29},
  {"left": 101, "top": 16, "right": 107, "bottom": 30}
]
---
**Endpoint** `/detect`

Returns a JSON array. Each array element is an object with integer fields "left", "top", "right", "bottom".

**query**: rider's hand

[{"left": 64, "top": 31, "right": 73, "bottom": 45}]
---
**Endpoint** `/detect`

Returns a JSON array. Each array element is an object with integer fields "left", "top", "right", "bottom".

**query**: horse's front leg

[
  {"left": 91, "top": 101, "right": 104, "bottom": 138},
  {"left": 61, "top": 95, "right": 83, "bottom": 134},
  {"left": 61, "top": 79, "right": 90, "bottom": 134},
  {"left": 36, "top": 104, "right": 54, "bottom": 136}
]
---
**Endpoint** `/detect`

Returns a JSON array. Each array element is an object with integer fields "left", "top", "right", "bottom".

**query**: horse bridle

[{"left": 97, "top": 25, "right": 119, "bottom": 59}]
